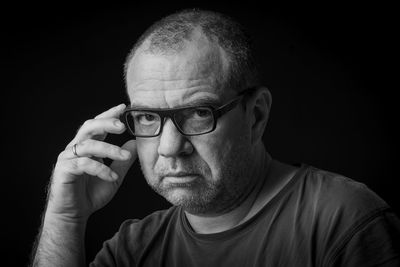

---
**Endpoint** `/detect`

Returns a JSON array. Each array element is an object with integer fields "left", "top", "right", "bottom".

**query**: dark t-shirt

[{"left": 90, "top": 165, "right": 400, "bottom": 266}]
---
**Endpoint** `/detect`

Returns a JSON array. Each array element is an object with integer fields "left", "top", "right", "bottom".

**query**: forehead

[{"left": 125, "top": 38, "right": 231, "bottom": 108}]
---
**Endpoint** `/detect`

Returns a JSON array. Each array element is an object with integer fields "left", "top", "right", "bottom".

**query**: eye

[
  {"left": 133, "top": 112, "right": 159, "bottom": 125},
  {"left": 192, "top": 108, "right": 212, "bottom": 119}
]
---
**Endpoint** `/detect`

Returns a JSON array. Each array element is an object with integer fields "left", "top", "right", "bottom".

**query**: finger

[
  {"left": 62, "top": 139, "right": 132, "bottom": 161},
  {"left": 110, "top": 140, "right": 137, "bottom": 185},
  {"left": 67, "top": 117, "right": 126, "bottom": 147},
  {"left": 95, "top": 103, "right": 126, "bottom": 119},
  {"left": 71, "top": 157, "right": 119, "bottom": 181},
  {"left": 66, "top": 104, "right": 126, "bottom": 147}
]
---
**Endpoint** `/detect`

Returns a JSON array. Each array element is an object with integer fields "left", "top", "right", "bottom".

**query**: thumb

[{"left": 110, "top": 139, "right": 137, "bottom": 181}]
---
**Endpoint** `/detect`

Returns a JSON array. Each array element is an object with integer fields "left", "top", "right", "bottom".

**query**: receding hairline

[
  {"left": 123, "top": 9, "right": 259, "bottom": 93},
  {"left": 125, "top": 28, "right": 231, "bottom": 90}
]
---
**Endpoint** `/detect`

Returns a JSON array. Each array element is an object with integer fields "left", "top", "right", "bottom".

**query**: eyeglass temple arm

[
  {"left": 213, "top": 86, "right": 256, "bottom": 118},
  {"left": 213, "top": 97, "right": 242, "bottom": 118}
]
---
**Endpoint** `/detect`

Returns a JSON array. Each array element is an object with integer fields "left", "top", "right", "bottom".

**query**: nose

[{"left": 157, "top": 118, "right": 193, "bottom": 157}]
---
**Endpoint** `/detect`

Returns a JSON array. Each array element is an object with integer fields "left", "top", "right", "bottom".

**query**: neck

[{"left": 184, "top": 146, "right": 271, "bottom": 234}]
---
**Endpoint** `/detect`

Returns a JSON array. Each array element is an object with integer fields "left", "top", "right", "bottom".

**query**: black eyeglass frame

[{"left": 120, "top": 87, "right": 256, "bottom": 138}]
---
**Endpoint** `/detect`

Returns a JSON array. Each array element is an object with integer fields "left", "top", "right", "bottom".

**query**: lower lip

[{"left": 164, "top": 175, "right": 198, "bottom": 183}]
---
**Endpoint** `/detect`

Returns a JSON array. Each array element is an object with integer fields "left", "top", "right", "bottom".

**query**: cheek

[
  {"left": 192, "top": 128, "right": 239, "bottom": 178},
  {"left": 198, "top": 145, "right": 225, "bottom": 180},
  {"left": 196, "top": 113, "right": 251, "bottom": 175},
  {"left": 136, "top": 139, "right": 159, "bottom": 173}
]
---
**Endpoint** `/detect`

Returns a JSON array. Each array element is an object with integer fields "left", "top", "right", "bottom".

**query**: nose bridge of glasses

[{"left": 158, "top": 109, "right": 185, "bottom": 135}]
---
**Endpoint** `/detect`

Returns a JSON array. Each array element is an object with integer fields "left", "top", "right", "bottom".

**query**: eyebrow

[{"left": 131, "top": 96, "right": 222, "bottom": 109}]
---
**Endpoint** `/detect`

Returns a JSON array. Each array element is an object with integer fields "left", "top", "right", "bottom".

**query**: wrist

[
  {"left": 43, "top": 210, "right": 89, "bottom": 229},
  {"left": 34, "top": 209, "right": 87, "bottom": 267},
  {"left": 45, "top": 198, "right": 92, "bottom": 224}
]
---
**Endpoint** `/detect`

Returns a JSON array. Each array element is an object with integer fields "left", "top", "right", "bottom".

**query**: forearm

[
  {"left": 30, "top": 104, "right": 136, "bottom": 266},
  {"left": 32, "top": 213, "right": 87, "bottom": 267}
]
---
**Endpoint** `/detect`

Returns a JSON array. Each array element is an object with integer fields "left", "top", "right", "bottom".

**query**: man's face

[{"left": 126, "top": 38, "right": 255, "bottom": 215}]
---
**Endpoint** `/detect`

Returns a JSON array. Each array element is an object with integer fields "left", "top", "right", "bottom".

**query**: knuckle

[
  {"left": 80, "top": 138, "right": 92, "bottom": 147},
  {"left": 100, "top": 164, "right": 109, "bottom": 173},
  {"left": 115, "top": 147, "right": 125, "bottom": 157},
  {"left": 88, "top": 140, "right": 103, "bottom": 152},
  {"left": 102, "top": 142, "right": 117, "bottom": 154},
  {"left": 54, "top": 158, "right": 76, "bottom": 176},
  {"left": 60, "top": 160, "right": 75, "bottom": 173},
  {"left": 101, "top": 142, "right": 118, "bottom": 156},
  {"left": 57, "top": 150, "right": 66, "bottom": 161},
  {"left": 83, "top": 119, "right": 94, "bottom": 126},
  {"left": 76, "top": 157, "right": 91, "bottom": 168},
  {"left": 94, "top": 162, "right": 108, "bottom": 177},
  {"left": 96, "top": 140, "right": 107, "bottom": 149}
]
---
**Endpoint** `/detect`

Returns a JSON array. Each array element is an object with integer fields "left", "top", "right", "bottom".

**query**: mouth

[{"left": 162, "top": 172, "right": 200, "bottom": 184}]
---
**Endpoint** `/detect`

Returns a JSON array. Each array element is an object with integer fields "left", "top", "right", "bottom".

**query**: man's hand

[
  {"left": 32, "top": 104, "right": 136, "bottom": 267},
  {"left": 47, "top": 103, "right": 137, "bottom": 221}
]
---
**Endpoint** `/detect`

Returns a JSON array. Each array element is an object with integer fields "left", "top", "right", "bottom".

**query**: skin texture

[
  {"left": 32, "top": 105, "right": 138, "bottom": 267},
  {"left": 31, "top": 25, "right": 292, "bottom": 267},
  {"left": 126, "top": 32, "right": 266, "bottom": 218},
  {"left": 31, "top": 27, "right": 297, "bottom": 267}
]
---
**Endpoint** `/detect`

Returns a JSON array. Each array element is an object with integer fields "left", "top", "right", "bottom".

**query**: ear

[{"left": 245, "top": 86, "right": 272, "bottom": 144}]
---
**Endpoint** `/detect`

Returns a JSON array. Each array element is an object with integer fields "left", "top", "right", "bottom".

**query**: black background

[{"left": 2, "top": 3, "right": 398, "bottom": 266}]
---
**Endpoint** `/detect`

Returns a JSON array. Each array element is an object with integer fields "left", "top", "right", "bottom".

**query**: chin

[
  {"left": 162, "top": 187, "right": 220, "bottom": 215},
  {"left": 163, "top": 187, "right": 196, "bottom": 204}
]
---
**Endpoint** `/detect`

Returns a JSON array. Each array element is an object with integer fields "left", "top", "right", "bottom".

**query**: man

[{"left": 31, "top": 9, "right": 399, "bottom": 266}]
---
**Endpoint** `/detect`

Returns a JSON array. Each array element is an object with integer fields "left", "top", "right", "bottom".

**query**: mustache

[{"left": 154, "top": 159, "right": 209, "bottom": 178}]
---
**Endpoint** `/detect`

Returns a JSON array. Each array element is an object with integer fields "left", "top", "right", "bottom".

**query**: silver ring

[{"left": 72, "top": 143, "right": 79, "bottom": 157}]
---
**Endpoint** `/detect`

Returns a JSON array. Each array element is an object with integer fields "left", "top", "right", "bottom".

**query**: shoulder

[
  {"left": 284, "top": 164, "right": 392, "bottom": 236},
  {"left": 295, "top": 166, "right": 400, "bottom": 264},
  {"left": 286, "top": 165, "right": 400, "bottom": 265},
  {"left": 301, "top": 165, "right": 389, "bottom": 216}
]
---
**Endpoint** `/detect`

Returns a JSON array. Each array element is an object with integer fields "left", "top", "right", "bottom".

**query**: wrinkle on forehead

[
  {"left": 130, "top": 89, "right": 221, "bottom": 109},
  {"left": 130, "top": 84, "right": 220, "bottom": 108},
  {"left": 128, "top": 73, "right": 218, "bottom": 106}
]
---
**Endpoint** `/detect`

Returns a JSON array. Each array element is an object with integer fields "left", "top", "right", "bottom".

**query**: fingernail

[
  {"left": 114, "top": 120, "right": 124, "bottom": 127},
  {"left": 113, "top": 104, "right": 125, "bottom": 111},
  {"left": 120, "top": 150, "right": 131, "bottom": 158},
  {"left": 111, "top": 171, "right": 119, "bottom": 179}
]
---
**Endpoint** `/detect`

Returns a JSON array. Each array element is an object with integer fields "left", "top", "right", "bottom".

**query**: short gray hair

[{"left": 124, "top": 8, "right": 258, "bottom": 93}]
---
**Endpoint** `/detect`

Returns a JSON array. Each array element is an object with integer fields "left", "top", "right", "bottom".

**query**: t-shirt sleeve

[{"left": 327, "top": 210, "right": 400, "bottom": 267}]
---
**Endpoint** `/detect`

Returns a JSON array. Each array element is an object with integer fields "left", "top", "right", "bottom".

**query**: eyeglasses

[{"left": 120, "top": 87, "right": 255, "bottom": 138}]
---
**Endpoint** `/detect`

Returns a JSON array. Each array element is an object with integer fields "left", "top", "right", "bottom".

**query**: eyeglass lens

[{"left": 126, "top": 107, "right": 215, "bottom": 136}]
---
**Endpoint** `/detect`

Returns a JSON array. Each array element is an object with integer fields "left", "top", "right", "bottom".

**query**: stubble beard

[{"left": 141, "top": 137, "right": 255, "bottom": 216}]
